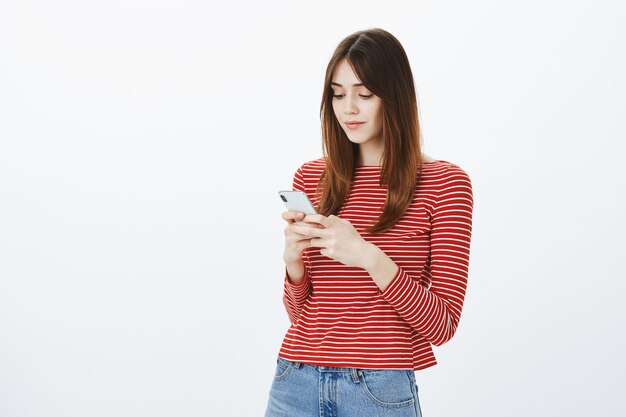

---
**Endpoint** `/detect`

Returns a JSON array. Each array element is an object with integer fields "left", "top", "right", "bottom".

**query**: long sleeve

[
  {"left": 282, "top": 164, "right": 313, "bottom": 324},
  {"left": 283, "top": 266, "right": 312, "bottom": 324},
  {"left": 380, "top": 165, "right": 474, "bottom": 346}
]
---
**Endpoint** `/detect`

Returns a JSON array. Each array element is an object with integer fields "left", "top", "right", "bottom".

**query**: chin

[
  {"left": 345, "top": 133, "right": 369, "bottom": 143},
  {"left": 346, "top": 138, "right": 365, "bottom": 145}
]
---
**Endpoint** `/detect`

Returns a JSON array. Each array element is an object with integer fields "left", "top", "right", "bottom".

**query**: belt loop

[
  {"left": 293, "top": 361, "right": 301, "bottom": 369},
  {"left": 351, "top": 368, "right": 360, "bottom": 383}
]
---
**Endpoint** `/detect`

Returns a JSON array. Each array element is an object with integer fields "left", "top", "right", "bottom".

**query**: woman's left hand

[{"left": 290, "top": 214, "right": 373, "bottom": 269}]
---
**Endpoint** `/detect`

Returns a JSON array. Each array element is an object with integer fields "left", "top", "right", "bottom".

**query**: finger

[
  {"left": 328, "top": 214, "right": 347, "bottom": 223},
  {"left": 282, "top": 210, "right": 306, "bottom": 224},
  {"left": 285, "top": 224, "right": 318, "bottom": 239},
  {"left": 291, "top": 224, "right": 325, "bottom": 237},
  {"left": 308, "top": 237, "right": 325, "bottom": 247},
  {"left": 300, "top": 219, "right": 325, "bottom": 228},
  {"left": 303, "top": 213, "right": 331, "bottom": 228},
  {"left": 286, "top": 220, "right": 321, "bottom": 233},
  {"left": 286, "top": 234, "right": 313, "bottom": 245}
]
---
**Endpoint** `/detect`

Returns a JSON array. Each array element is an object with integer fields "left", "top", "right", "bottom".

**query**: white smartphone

[{"left": 278, "top": 190, "right": 317, "bottom": 220}]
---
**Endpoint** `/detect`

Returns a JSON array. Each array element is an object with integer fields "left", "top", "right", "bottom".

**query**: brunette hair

[{"left": 316, "top": 28, "right": 425, "bottom": 234}]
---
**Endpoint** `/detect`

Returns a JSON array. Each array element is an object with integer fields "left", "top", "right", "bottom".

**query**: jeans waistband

[
  {"left": 282, "top": 358, "right": 362, "bottom": 383},
  {"left": 283, "top": 359, "right": 355, "bottom": 372}
]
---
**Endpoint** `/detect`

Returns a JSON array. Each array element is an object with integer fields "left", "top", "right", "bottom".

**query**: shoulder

[
  {"left": 290, "top": 158, "right": 326, "bottom": 192},
  {"left": 293, "top": 157, "right": 326, "bottom": 178},
  {"left": 423, "top": 160, "right": 471, "bottom": 182},
  {"left": 299, "top": 157, "right": 326, "bottom": 171},
  {"left": 429, "top": 161, "right": 473, "bottom": 210},
  {"left": 444, "top": 162, "right": 471, "bottom": 187},
  {"left": 420, "top": 160, "right": 473, "bottom": 208}
]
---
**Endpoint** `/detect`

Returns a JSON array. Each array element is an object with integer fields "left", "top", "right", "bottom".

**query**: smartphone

[{"left": 278, "top": 190, "right": 317, "bottom": 220}]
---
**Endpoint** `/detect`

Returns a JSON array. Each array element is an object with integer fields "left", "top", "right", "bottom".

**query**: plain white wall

[{"left": 1, "top": 1, "right": 625, "bottom": 416}]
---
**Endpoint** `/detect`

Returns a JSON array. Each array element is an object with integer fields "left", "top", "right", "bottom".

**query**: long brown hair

[{"left": 316, "top": 27, "right": 425, "bottom": 234}]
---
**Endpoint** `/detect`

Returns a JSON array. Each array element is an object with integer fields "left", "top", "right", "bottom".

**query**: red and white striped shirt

[{"left": 277, "top": 158, "right": 474, "bottom": 370}]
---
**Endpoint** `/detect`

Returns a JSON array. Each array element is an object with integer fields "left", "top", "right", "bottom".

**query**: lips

[{"left": 345, "top": 121, "right": 364, "bottom": 130}]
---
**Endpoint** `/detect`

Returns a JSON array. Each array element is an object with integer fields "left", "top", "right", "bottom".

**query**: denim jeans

[{"left": 264, "top": 356, "right": 423, "bottom": 417}]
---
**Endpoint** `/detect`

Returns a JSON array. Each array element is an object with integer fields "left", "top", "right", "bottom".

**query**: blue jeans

[{"left": 264, "top": 356, "right": 423, "bottom": 417}]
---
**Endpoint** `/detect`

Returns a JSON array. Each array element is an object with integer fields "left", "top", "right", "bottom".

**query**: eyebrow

[{"left": 330, "top": 81, "right": 364, "bottom": 87}]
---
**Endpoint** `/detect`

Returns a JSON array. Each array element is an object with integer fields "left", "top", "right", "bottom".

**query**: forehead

[{"left": 331, "top": 60, "right": 364, "bottom": 88}]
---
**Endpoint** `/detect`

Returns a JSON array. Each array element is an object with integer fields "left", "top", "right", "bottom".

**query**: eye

[{"left": 332, "top": 94, "right": 373, "bottom": 99}]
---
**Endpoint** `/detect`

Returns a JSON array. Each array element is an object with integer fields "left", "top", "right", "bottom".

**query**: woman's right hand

[{"left": 282, "top": 210, "right": 319, "bottom": 265}]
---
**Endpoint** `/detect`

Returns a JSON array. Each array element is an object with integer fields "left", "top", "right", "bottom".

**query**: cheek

[
  {"left": 367, "top": 105, "right": 383, "bottom": 124},
  {"left": 365, "top": 100, "right": 382, "bottom": 115},
  {"left": 368, "top": 108, "right": 384, "bottom": 133}
]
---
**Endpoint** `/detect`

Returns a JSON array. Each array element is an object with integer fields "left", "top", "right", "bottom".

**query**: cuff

[
  {"left": 284, "top": 265, "right": 312, "bottom": 297},
  {"left": 380, "top": 266, "right": 418, "bottom": 305}
]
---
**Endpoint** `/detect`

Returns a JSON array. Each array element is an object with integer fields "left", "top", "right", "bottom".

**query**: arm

[
  {"left": 283, "top": 263, "right": 312, "bottom": 324},
  {"left": 366, "top": 165, "right": 474, "bottom": 346},
  {"left": 282, "top": 164, "right": 313, "bottom": 324}
]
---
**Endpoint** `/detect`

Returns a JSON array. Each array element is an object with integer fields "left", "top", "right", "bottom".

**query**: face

[{"left": 330, "top": 59, "right": 384, "bottom": 160}]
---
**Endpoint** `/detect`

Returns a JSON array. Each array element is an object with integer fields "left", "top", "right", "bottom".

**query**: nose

[{"left": 342, "top": 93, "right": 358, "bottom": 115}]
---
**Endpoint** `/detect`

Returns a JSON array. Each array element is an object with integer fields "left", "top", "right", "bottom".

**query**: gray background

[{"left": 1, "top": 0, "right": 625, "bottom": 416}]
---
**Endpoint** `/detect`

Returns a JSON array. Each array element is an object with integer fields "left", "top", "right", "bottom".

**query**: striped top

[{"left": 277, "top": 157, "right": 474, "bottom": 371}]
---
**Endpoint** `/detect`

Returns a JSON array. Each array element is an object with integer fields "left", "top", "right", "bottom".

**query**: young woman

[{"left": 264, "top": 27, "right": 474, "bottom": 417}]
